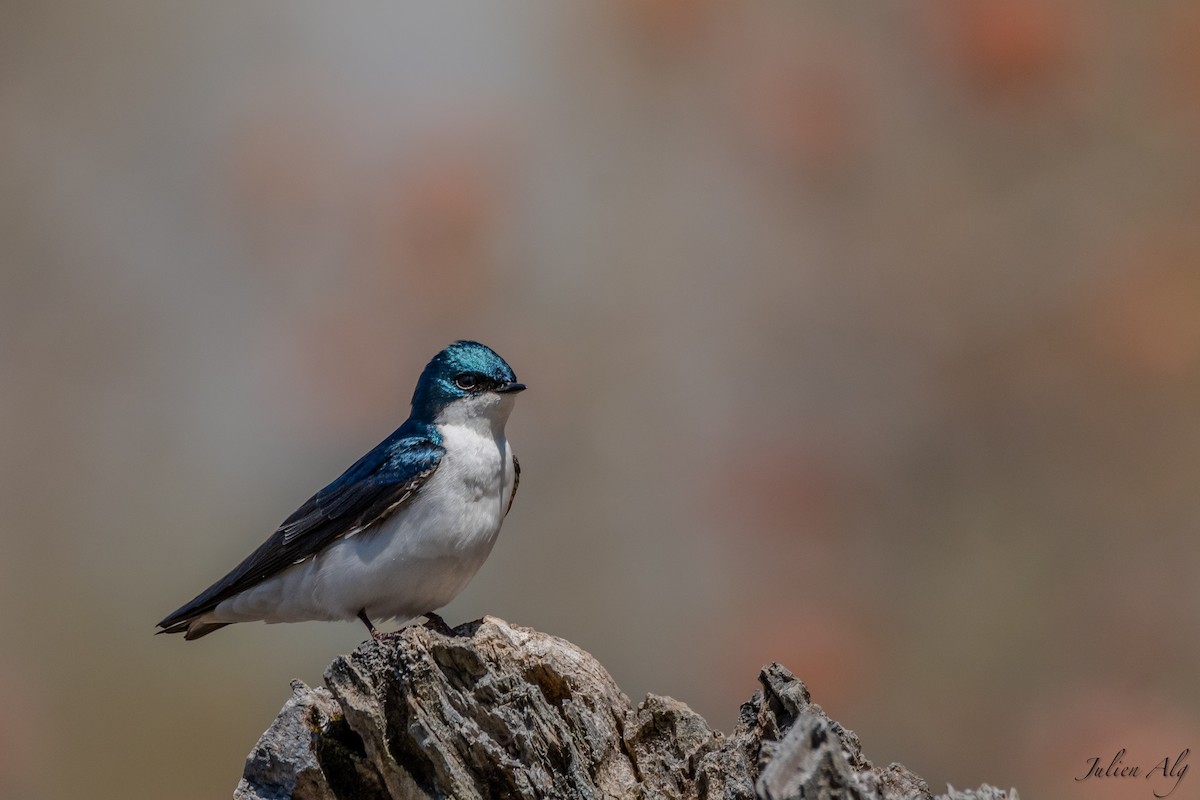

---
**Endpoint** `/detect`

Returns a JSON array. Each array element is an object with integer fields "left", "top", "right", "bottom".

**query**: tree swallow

[{"left": 157, "top": 340, "right": 524, "bottom": 640}]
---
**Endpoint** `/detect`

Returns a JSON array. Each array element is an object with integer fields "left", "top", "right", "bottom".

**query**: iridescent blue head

[{"left": 411, "top": 340, "right": 525, "bottom": 422}]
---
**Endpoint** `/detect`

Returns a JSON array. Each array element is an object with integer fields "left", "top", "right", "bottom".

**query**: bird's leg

[
  {"left": 422, "top": 611, "right": 457, "bottom": 636},
  {"left": 357, "top": 609, "right": 384, "bottom": 640}
]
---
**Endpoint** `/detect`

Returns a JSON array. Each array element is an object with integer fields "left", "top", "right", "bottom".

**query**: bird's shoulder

[{"left": 279, "top": 422, "right": 445, "bottom": 541}]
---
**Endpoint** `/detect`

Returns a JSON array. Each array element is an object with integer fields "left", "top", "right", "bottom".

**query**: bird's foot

[
  {"left": 358, "top": 609, "right": 386, "bottom": 641},
  {"left": 422, "top": 611, "right": 457, "bottom": 636}
]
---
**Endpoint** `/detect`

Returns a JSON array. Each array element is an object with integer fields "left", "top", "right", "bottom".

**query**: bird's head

[{"left": 411, "top": 340, "right": 525, "bottom": 428}]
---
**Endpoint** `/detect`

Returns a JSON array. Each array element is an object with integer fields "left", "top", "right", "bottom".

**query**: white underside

[{"left": 204, "top": 398, "right": 517, "bottom": 626}]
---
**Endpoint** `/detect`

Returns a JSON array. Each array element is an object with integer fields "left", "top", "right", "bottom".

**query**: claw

[{"left": 422, "top": 611, "right": 457, "bottom": 636}]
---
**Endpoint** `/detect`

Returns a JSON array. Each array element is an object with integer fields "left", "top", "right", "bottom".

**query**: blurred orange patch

[
  {"left": 735, "top": 39, "right": 868, "bottom": 181},
  {"left": 723, "top": 609, "right": 879, "bottom": 712},
  {"left": 1079, "top": 238, "right": 1200, "bottom": 379},
  {"left": 706, "top": 445, "right": 851, "bottom": 547},
  {"left": 618, "top": 0, "right": 710, "bottom": 53},
  {"left": 923, "top": 0, "right": 1082, "bottom": 102}
]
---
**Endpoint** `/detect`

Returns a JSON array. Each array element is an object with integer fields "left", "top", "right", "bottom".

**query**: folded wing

[{"left": 157, "top": 427, "right": 444, "bottom": 634}]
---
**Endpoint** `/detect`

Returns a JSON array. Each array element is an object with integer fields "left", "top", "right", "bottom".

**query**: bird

[{"left": 157, "top": 340, "right": 524, "bottom": 640}]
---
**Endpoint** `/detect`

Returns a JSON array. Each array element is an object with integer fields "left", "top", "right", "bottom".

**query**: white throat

[{"left": 434, "top": 392, "right": 517, "bottom": 438}]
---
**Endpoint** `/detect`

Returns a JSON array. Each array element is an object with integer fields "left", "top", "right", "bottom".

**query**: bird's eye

[{"left": 454, "top": 373, "right": 479, "bottom": 391}]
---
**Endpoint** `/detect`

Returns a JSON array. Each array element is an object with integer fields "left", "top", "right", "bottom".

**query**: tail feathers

[{"left": 155, "top": 618, "right": 233, "bottom": 640}]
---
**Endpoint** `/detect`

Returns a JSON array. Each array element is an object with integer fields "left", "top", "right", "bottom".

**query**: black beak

[{"left": 496, "top": 381, "right": 526, "bottom": 394}]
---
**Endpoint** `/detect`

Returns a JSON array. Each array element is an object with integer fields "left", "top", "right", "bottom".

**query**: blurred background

[{"left": 3, "top": 2, "right": 1199, "bottom": 798}]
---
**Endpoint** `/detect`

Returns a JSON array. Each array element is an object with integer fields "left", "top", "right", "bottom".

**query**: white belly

[{"left": 211, "top": 422, "right": 517, "bottom": 625}]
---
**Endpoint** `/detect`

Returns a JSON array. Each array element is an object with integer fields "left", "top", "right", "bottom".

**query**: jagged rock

[{"left": 234, "top": 617, "right": 1018, "bottom": 800}]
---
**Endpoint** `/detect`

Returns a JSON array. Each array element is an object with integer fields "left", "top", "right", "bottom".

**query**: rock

[{"left": 234, "top": 617, "right": 1018, "bottom": 800}]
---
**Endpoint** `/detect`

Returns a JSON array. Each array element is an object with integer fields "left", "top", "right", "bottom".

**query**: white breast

[{"left": 211, "top": 412, "right": 517, "bottom": 626}]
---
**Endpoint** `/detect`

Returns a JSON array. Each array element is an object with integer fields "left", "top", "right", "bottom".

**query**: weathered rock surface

[{"left": 234, "top": 616, "right": 1017, "bottom": 800}]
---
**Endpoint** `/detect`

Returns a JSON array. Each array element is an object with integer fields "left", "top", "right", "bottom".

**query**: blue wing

[{"left": 157, "top": 423, "right": 444, "bottom": 631}]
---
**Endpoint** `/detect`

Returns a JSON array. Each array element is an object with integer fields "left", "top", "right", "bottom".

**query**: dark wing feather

[
  {"left": 505, "top": 453, "right": 520, "bottom": 516},
  {"left": 157, "top": 429, "right": 444, "bottom": 631}
]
